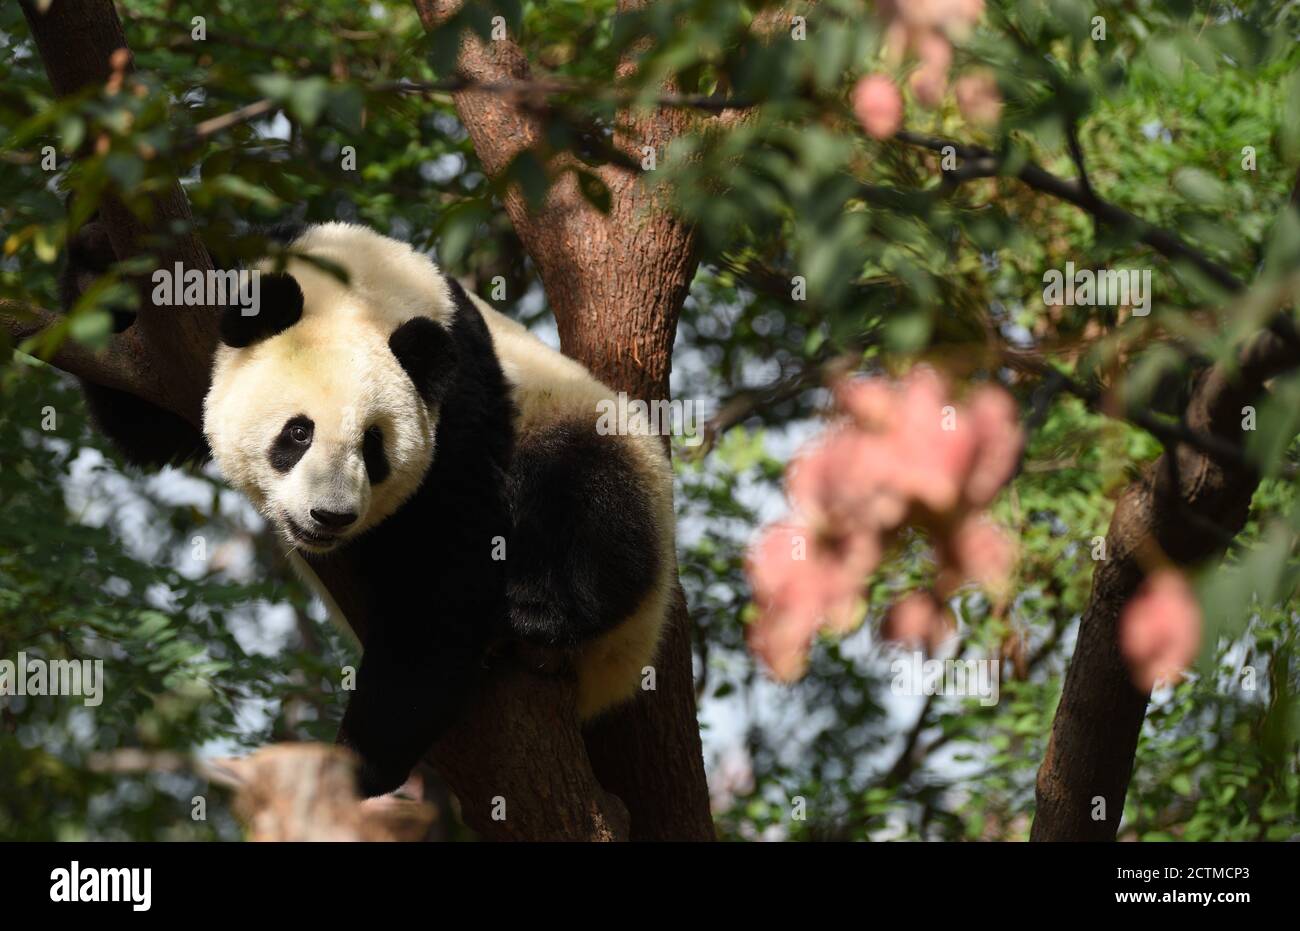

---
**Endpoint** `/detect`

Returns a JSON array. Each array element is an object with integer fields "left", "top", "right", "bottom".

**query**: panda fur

[{"left": 201, "top": 222, "right": 676, "bottom": 796}]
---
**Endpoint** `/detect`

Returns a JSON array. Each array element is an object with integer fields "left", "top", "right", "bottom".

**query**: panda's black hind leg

[{"left": 504, "top": 421, "right": 662, "bottom": 647}]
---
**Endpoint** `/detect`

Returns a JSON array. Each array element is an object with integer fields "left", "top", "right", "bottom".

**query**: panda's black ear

[
  {"left": 219, "top": 272, "right": 303, "bottom": 347},
  {"left": 389, "top": 316, "right": 456, "bottom": 405}
]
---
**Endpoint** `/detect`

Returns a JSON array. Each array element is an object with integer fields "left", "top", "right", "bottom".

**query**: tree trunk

[
  {"left": 412, "top": 0, "right": 715, "bottom": 841},
  {"left": 1032, "top": 327, "right": 1300, "bottom": 840},
  {"left": 19, "top": 0, "right": 218, "bottom": 424}
]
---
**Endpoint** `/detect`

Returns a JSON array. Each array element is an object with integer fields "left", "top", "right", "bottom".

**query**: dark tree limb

[
  {"left": 1031, "top": 320, "right": 1300, "bottom": 840},
  {"left": 1028, "top": 166, "right": 1300, "bottom": 840},
  {"left": 1, "top": 299, "right": 152, "bottom": 398},
  {"left": 17, "top": 0, "right": 219, "bottom": 425}
]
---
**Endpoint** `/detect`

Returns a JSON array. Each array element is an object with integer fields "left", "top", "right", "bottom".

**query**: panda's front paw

[
  {"left": 337, "top": 731, "right": 409, "bottom": 798},
  {"left": 355, "top": 757, "right": 410, "bottom": 799}
]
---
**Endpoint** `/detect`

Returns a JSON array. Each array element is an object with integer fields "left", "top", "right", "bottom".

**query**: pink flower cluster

[
  {"left": 1119, "top": 570, "right": 1203, "bottom": 692},
  {"left": 851, "top": 0, "right": 1001, "bottom": 140},
  {"left": 746, "top": 368, "right": 1024, "bottom": 680}
]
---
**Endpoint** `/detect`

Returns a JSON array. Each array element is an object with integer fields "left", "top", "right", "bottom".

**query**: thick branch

[
  {"left": 1031, "top": 168, "right": 1300, "bottom": 840},
  {"left": 19, "top": 0, "right": 218, "bottom": 425},
  {"left": 1, "top": 299, "right": 154, "bottom": 398},
  {"left": 429, "top": 655, "right": 629, "bottom": 841}
]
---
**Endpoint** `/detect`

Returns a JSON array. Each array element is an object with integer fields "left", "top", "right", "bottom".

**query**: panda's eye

[
  {"left": 269, "top": 415, "right": 314, "bottom": 473},
  {"left": 363, "top": 425, "right": 390, "bottom": 485}
]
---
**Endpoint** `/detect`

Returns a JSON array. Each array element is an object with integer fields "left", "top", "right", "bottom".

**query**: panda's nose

[{"left": 310, "top": 508, "right": 357, "bottom": 530}]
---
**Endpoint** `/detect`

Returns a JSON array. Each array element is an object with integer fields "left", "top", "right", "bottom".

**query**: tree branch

[
  {"left": 896, "top": 129, "right": 1245, "bottom": 295},
  {"left": 1030, "top": 314, "right": 1300, "bottom": 840},
  {"left": 19, "top": 0, "right": 219, "bottom": 426},
  {"left": 1, "top": 298, "right": 153, "bottom": 398}
]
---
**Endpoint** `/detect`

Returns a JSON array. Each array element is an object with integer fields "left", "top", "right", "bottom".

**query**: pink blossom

[
  {"left": 874, "top": 0, "right": 985, "bottom": 103},
  {"left": 940, "top": 0, "right": 986, "bottom": 39},
  {"left": 908, "top": 32, "right": 952, "bottom": 108},
  {"left": 1119, "top": 571, "right": 1203, "bottom": 691},
  {"left": 852, "top": 74, "right": 904, "bottom": 140},
  {"left": 828, "top": 371, "right": 1022, "bottom": 515},
  {"left": 955, "top": 71, "right": 1002, "bottom": 126},
  {"left": 942, "top": 516, "right": 1016, "bottom": 596},
  {"left": 889, "top": 368, "right": 979, "bottom": 513},
  {"left": 881, "top": 0, "right": 983, "bottom": 31},
  {"left": 787, "top": 427, "right": 907, "bottom": 531},
  {"left": 835, "top": 376, "right": 895, "bottom": 430},
  {"left": 963, "top": 385, "right": 1024, "bottom": 506},
  {"left": 830, "top": 369, "right": 980, "bottom": 516},
  {"left": 881, "top": 591, "right": 953, "bottom": 654},
  {"left": 747, "top": 606, "right": 820, "bottom": 681},
  {"left": 745, "top": 367, "right": 1023, "bottom": 682},
  {"left": 745, "top": 520, "right": 877, "bottom": 680}
]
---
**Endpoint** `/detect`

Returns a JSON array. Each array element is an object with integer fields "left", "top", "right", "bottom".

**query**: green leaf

[
  {"left": 68, "top": 310, "right": 112, "bottom": 350},
  {"left": 1171, "top": 167, "right": 1228, "bottom": 209}
]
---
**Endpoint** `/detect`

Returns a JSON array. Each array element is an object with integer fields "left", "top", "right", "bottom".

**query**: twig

[
  {"left": 191, "top": 98, "right": 276, "bottom": 138},
  {"left": 1001, "top": 348, "right": 1278, "bottom": 477}
]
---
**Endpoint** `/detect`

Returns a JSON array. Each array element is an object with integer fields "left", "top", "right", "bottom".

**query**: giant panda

[{"left": 65, "top": 220, "right": 677, "bottom": 797}]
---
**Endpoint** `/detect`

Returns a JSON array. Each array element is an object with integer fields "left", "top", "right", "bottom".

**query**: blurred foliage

[
  {"left": 1, "top": 0, "right": 1298, "bottom": 840},
  {"left": 0, "top": 362, "right": 356, "bottom": 839}
]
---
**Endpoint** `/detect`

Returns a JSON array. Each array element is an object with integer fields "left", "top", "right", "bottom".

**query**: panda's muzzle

[{"left": 285, "top": 515, "right": 346, "bottom": 549}]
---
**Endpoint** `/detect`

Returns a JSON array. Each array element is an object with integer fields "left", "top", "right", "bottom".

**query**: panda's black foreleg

[{"left": 337, "top": 624, "right": 484, "bottom": 798}]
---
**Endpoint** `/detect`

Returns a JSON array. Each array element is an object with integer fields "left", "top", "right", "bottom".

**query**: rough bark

[
  {"left": 1032, "top": 324, "right": 1300, "bottom": 840},
  {"left": 412, "top": 0, "right": 717, "bottom": 841}
]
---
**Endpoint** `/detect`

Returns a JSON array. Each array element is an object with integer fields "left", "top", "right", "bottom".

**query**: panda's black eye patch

[
  {"left": 269, "top": 415, "right": 314, "bottom": 473},
  {"left": 362, "top": 425, "right": 389, "bottom": 485}
]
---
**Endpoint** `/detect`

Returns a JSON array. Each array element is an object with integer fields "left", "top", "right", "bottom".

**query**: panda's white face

[
  {"left": 205, "top": 318, "right": 436, "bottom": 554},
  {"left": 204, "top": 223, "right": 460, "bottom": 554}
]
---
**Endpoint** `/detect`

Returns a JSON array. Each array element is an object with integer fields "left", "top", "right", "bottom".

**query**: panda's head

[{"left": 203, "top": 232, "right": 457, "bottom": 554}]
